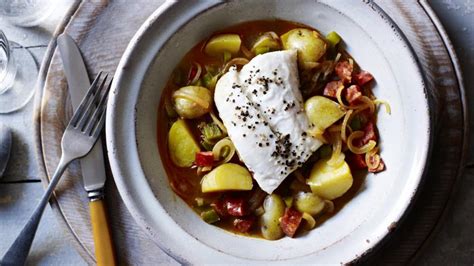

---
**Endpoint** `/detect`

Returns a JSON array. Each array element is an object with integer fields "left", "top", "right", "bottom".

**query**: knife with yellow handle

[
  {"left": 58, "top": 33, "right": 116, "bottom": 266},
  {"left": 90, "top": 199, "right": 115, "bottom": 265}
]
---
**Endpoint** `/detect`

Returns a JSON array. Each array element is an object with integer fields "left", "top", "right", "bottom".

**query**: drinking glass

[
  {"left": 0, "top": 30, "right": 38, "bottom": 114},
  {"left": 0, "top": 0, "right": 54, "bottom": 27},
  {"left": 0, "top": 31, "right": 16, "bottom": 94}
]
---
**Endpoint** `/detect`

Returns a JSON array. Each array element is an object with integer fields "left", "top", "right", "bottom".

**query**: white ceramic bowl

[{"left": 106, "top": 0, "right": 431, "bottom": 264}]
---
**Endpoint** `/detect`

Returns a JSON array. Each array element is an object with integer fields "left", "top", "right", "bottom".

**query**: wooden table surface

[{"left": 0, "top": 1, "right": 472, "bottom": 265}]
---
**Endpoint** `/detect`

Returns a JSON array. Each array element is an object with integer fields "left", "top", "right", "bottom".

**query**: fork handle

[
  {"left": 1, "top": 157, "right": 69, "bottom": 266},
  {"left": 89, "top": 198, "right": 116, "bottom": 266}
]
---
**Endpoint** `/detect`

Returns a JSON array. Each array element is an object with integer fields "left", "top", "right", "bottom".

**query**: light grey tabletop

[{"left": 0, "top": 1, "right": 472, "bottom": 265}]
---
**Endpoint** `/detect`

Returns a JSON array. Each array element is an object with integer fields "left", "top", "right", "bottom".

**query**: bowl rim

[{"left": 106, "top": 0, "right": 433, "bottom": 263}]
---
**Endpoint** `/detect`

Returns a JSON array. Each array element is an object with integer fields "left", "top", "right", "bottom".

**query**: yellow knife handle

[{"left": 89, "top": 199, "right": 116, "bottom": 266}]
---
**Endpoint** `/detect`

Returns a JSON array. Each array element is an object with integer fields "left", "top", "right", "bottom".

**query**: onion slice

[
  {"left": 186, "top": 62, "right": 202, "bottom": 85},
  {"left": 341, "top": 109, "right": 353, "bottom": 142},
  {"left": 267, "top": 31, "right": 279, "bottom": 41},
  {"left": 327, "top": 124, "right": 342, "bottom": 133},
  {"left": 374, "top": 99, "right": 392, "bottom": 115},
  {"left": 241, "top": 44, "right": 254, "bottom": 59},
  {"left": 327, "top": 133, "right": 345, "bottom": 167},
  {"left": 347, "top": 131, "right": 377, "bottom": 154},
  {"left": 308, "top": 127, "right": 327, "bottom": 143},
  {"left": 365, "top": 147, "right": 381, "bottom": 169},
  {"left": 336, "top": 85, "right": 350, "bottom": 109},
  {"left": 210, "top": 112, "right": 228, "bottom": 134},
  {"left": 323, "top": 53, "right": 342, "bottom": 79},
  {"left": 212, "top": 137, "right": 236, "bottom": 164},
  {"left": 355, "top": 96, "right": 375, "bottom": 113},
  {"left": 302, "top": 213, "right": 316, "bottom": 230},
  {"left": 222, "top": 57, "right": 250, "bottom": 73}
]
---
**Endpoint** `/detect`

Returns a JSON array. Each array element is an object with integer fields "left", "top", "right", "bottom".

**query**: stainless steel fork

[{"left": 1, "top": 72, "right": 111, "bottom": 266}]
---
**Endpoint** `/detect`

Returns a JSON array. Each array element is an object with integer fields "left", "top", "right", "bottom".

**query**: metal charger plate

[{"left": 32, "top": 0, "right": 467, "bottom": 264}]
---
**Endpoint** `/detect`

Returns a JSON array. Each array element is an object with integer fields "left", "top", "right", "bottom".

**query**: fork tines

[{"left": 69, "top": 72, "right": 112, "bottom": 138}]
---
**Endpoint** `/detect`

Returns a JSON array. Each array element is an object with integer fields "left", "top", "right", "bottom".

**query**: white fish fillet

[{"left": 214, "top": 50, "right": 321, "bottom": 194}]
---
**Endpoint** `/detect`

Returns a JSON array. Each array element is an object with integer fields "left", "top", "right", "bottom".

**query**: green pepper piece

[
  {"left": 284, "top": 196, "right": 294, "bottom": 207},
  {"left": 195, "top": 197, "right": 205, "bottom": 207},
  {"left": 349, "top": 116, "right": 362, "bottom": 131},
  {"left": 202, "top": 72, "right": 218, "bottom": 89},
  {"left": 205, "top": 65, "right": 219, "bottom": 75},
  {"left": 223, "top": 51, "right": 232, "bottom": 63},
  {"left": 326, "top": 31, "right": 341, "bottom": 47},
  {"left": 200, "top": 140, "right": 214, "bottom": 151},
  {"left": 202, "top": 73, "right": 213, "bottom": 87},
  {"left": 200, "top": 122, "right": 224, "bottom": 142},
  {"left": 319, "top": 144, "right": 332, "bottom": 159},
  {"left": 255, "top": 46, "right": 270, "bottom": 55},
  {"left": 201, "top": 209, "right": 220, "bottom": 224}
]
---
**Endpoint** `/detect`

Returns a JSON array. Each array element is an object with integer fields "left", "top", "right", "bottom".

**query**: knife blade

[{"left": 57, "top": 33, "right": 107, "bottom": 195}]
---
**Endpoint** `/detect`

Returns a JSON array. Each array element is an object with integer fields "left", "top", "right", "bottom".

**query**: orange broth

[{"left": 157, "top": 20, "right": 366, "bottom": 238}]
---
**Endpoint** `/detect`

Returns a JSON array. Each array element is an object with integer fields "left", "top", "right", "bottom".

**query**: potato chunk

[
  {"left": 204, "top": 34, "right": 242, "bottom": 57},
  {"left": 201, "top": 163, "right": 253, "bottom": 193},
  {"left": 307, "top": 158, "right": 353, "bottom": 200},
  {"left": 168, "top": 119, "right": 201, "bottom": 167},
  {"left": 281, "top": 28, "right": 327, "bottom": 68},
  {"left": 305, "top": 96, "right": 345, "bottom": 131}
]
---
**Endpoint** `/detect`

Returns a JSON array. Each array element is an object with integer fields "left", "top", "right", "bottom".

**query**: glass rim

[{"left": 0, "top": 30, "right": 10, "bottom": 58}]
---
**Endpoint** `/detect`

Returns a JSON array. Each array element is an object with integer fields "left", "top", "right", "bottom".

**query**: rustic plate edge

[{"left": 406, "top": 0, "right": 470, "bottom": 262}]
